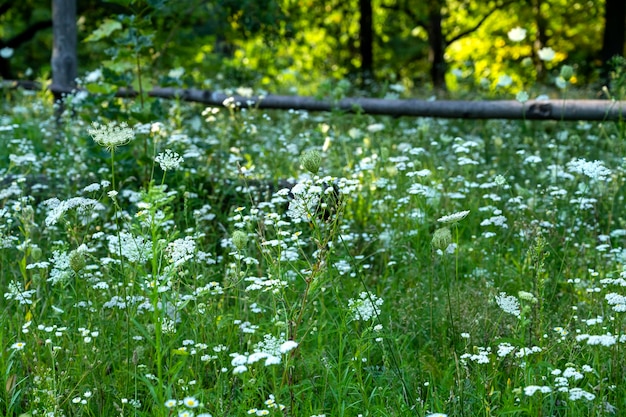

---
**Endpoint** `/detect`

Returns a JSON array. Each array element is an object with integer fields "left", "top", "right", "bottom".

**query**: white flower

[
  {"left": 497, "top": 74, "right": 513, "bottom": 88},
  {"left": 84, "top": 68, "right": 102, "bottom": 83},
  {"left": 568, "top": 387, "right": 595, "bottom": 401},
  {"left": 566, "top": 158, "right": 611, "bottom": 182},
  {"left": 495, "top": 292, "right": 521, "bottom": 318},
  {"left": 437, "top": 210, "right": 470, "bottom": 224},
  {"left": 279, "top": 340, "right": 298, "bottom": 353},
  {"left": 348, "top": 292, "right": 383, "bottom": 321},
  {"left": 10, "top": 342, "right": 26, "bottom": 350},
  {"left": 88, "top": 121, "right": 135, "bottom": 151},
  {"left": 4, "top": 281, "right": 36, "bottom": 305},
  {"left": 168, "top": 67, "right": 185, "bottom": 79},
  {"left": 516, "top": 91, "right": 529, "bottom": 103},
  {"left": 107, "top": 231, "right": 152, "bottom": 263},
  {"left": 155, "top": 149, "right": 184, "bottom": 171},
  {"left": 182, "top": 396, "right": 199, "bottom": 408},
  {"left": 507, "top": 27, "right": 527, "bottom": 42},
  {"left": 0, "top": 47, "right": 14, "bottom": 59},
  {"left": 538, "top": 47, "right": 556, "bottom": 61},
  {"left": 524, "top": 385, "right": 552, "bottom": 396},
  {"left": 366, "top": 123, "right": 385, "bottom": 133},
  {"left": 166, "top": 236, "right": 196, "bottom": 266}
]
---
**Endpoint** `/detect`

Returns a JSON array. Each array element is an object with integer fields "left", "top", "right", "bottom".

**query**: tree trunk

[
  {"left": 51, "top": 0, "right": 77, "bottom": 98},
  {"left": 427, "top": 2, "right": 446, "bottom": 91},
  {"left": 601, "top": 0, "right": 626, "bottom": 85},
  {"left": 359, "top": 0, "right": 373, "bottom": 76}
]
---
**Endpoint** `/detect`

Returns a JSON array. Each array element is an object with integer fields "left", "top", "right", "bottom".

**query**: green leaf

[{"left": 84, "top": 19, "right": 123, "bottom": 42}]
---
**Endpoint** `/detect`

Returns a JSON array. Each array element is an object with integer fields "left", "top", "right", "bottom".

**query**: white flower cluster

[
  {"left": 48, "top": 250, "right": 71, "bottom": 285},
  {"left": 155, "top": 149, "right": 184, "bottom": 171},
  {"left": 230, "top": 334, "right": 298, "bottom": 374},
  {"left": 107, "top": 231, "right": 152, "bottom": 263},
  {"left": 348, "top": 292, "right": 384, "bottom": 321},
  {"left": 566, "top": 158, "right": 612, "bottom": 182},
  {"left": 43, "top": 197, "right": 105, "bottom": 227},
  {"left": 605, "top": 292, "right": 626, "bottom": 312},
  {"left": 495, "top": 292, "right": 521, "bottom": 318},
  {"left": 166, "top": 236, "right": 196, "bottom": 267},
  {"left": 88, "top": 121, "right": 135, "bottom": 151},
  {"left": 4, "top": 280, "right": 36, "bottom": 305}
]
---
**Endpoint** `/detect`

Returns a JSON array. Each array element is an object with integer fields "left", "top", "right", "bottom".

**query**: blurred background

[{"left": 0, "top": 0, "right": 624, "bottom": 96}]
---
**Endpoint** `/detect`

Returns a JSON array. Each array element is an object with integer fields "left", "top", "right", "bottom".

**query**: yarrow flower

[
  {"left": 88, "top": 121, "right": 135, "bottom": 151},
  {"left": 155, "top": 149, "right": 184, "bottom": 171}
]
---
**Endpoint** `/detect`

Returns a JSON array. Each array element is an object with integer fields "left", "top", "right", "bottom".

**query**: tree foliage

[{"left": 0, "top": 0, "right": 622, "bottom": 94}]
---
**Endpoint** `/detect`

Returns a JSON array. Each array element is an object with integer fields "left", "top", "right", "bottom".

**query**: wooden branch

[
  {"left": 446, "top": 0, "right": 516, "bottom": 45},
  {"left": 145, "top": 88, "right": 626, "bottom": 121},
  {"left": 6, "top": 80, "right": 626, "bottom": 121}
]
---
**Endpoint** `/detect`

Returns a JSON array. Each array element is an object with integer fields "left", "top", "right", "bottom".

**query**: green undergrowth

[{"left": 1, "top": 90, "right": 626, "bottom": 417}]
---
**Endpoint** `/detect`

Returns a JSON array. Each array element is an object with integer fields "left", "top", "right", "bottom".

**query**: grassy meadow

[{"left": 1, "top": 88, "right": 626, "bottom": 417}]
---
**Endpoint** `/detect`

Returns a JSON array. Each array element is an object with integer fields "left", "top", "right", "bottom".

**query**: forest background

[{"left": 1, "top": 0, "right": 625, "bottom": 97}]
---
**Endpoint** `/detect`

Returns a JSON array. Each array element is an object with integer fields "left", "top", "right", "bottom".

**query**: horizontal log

[{"left": 4, "top": 79, "right": 626, "bottom": 121}]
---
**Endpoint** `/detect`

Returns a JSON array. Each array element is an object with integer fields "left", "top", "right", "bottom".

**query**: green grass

[{"left": 1, "top": 88, "right": 626, "bottom": 417}]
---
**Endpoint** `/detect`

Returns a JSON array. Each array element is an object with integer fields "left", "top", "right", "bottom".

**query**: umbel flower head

[
  {"left": 88, "top": 121, "right": 135, "bottom": 152},
  {"left": 300, "top": 150, "right": 321, "bottom": 175}
]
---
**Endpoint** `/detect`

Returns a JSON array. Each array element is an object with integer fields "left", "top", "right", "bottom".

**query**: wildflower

[
  {"left": 497, "top": 342, "right": 515, "bottom": 357},
  {"left": 88, "top": 121, "right": 135, "bottom": 151},
  {"left": 155, "top": 149, "right": 184, "bottom": 171},
  {"left": 10, "top": 342, "right": 26, "bottom": 350},
  {"left": 431, "top": 227, "right": 452, "bottom": 250},
  {"left": 183, "top": 396, "right": 199, "bottom": 408},
  {"left": 518, "top": 291, "right": 537, "bottom": 303},
  {"left": 560, "top": 65, "right": 574, "bottom": 81},
  {"left": 495, "top": 292, "right": 521, "bottom": 318},
  {"left": 107, "top": 231, "right": 152, "bottom": 263},
  {"left": 537, "top": 47, "right": 556, "bottom": 61},
  {"left": 348, "top": 292, "right": 383, "bottom": 321},
  {"left": 367, "top": 123, "right": 385, "bottom": 133},
  {"left": 568, "top": 387, "right": 595, "bottom": 401},
  {"left": 515, "top": 91, "right": 529, "bottom": 103},
  {"left": 497, "top": 74, "right": 513, "bottom": 88},
  {"left": 178, "top": 411, "right": 194, "bottom": 417},
  {"left": 507, "top": 27, "right": 526, "bottom": 42},
  {"left": 84, "top": 68, "right": 102, "bottom": 83},
  {"left": 4, "top": 281, "right": 36, "bottom": 305},
  {"left": 231, "top": 231, "right": 248, "bottom": 251},
  {"left": 300, "top": 150, "right": 322, "bottom": 174},
  {"left": 426, "top": 414, "right": 448, "bottom": 417},
  {"left": 279, "top": 340, "right": 298, "bottom": 353},
  {"left": 566, "top": 158, "right": 611, "bottom": 182},
  {"left": 437, "top": 210, "right": 470, "bottom": 224},
  {"left": 166, "top": 236, "right": 196, "bottom": 266},
  {"left": 524, "top": 385, "right": 552, "bottom": 396},
  {"left": 0, "top": 47, "right": 14, "bottom": 58}
]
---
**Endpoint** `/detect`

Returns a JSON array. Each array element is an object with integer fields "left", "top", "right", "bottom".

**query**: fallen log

[{"left": 4, "top": 80, "right": 626, "bottom": 121}]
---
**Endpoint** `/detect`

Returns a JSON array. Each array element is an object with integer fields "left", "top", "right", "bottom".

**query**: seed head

[
  {"left": 300, "top": 150, "right": 321, "bottom": 175},
  {"left": 231, "top": 230, "right": 248, "bottom": 251},
  {"left": 432, "top": 227, "right": 452, "bottom": 250}
]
